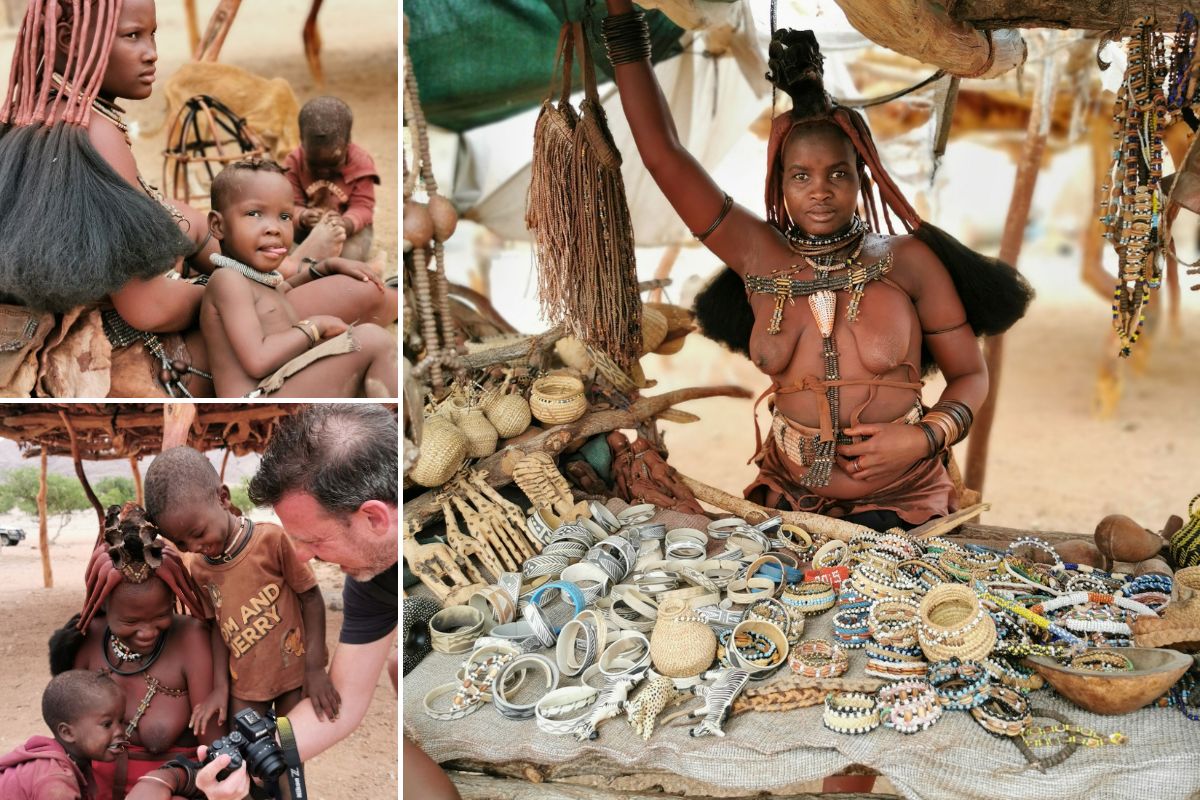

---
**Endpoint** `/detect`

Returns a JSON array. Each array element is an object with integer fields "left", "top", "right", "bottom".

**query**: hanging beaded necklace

[
  {"left": 102, "top": 627, "right": 187, "bottom": 739},
  {"left": 1099, "top": 17, "right": 1168, "bottom": 357},
  {"left": 785, "top": 215, "right": 866, "bottom": 257},
  {"left": 210, "top": 253, "right": 284, "bottom": 287},
  {"left": 744, "top": 230, "right": 893, "bottom": 486}
]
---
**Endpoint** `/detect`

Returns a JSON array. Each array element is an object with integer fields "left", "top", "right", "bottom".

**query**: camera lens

[{"left": 244, "top": 737, "right": 288, "bottom": 781}]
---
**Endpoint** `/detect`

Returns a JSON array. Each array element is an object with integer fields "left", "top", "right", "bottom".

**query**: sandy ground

[{"left": 0, "top": 1, "right": 398, "bottom": 795}]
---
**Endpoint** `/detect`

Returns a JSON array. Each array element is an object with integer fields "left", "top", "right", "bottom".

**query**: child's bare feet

[{"left": 289, "top": 215, "right": 345, "bottom": 273}]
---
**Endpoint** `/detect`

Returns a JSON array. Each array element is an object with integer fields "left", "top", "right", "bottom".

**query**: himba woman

[
  {"left": 49, "top": 504, "right": 219, "bottom": 800},
  {"left": 0, "top": 0, "right": 396, "bottom": 396},
  {"left": 600, "top": 3, "right": 1032, "bottom": 529}
]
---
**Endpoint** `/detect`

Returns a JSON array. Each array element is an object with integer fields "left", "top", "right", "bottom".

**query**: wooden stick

[
  {"left": 448, "top": 282, "right": 519, "bottom": 334},
  {"left": 965, "top": 52, "right": 1058, "bottom": 494},
  {"left": 404, "top": 385, "right": 752, "bottom": 532},
  {"left": 38, "top": 451, "right": 51, "bottom": 590},
  {"left": 949, "top": 523, "right": 1090, "bottom": 548},
  {"left": 457, "top": 326, "right": 566, "bottom": 371},
  {"left": 59, "top": 411, "right": 104, "bottom": 542},
  {"left": 907, "top": 502, "right": 990, "bottom": 539},
  {"left": 678, "top": 475, "right": 876, "bottom": 542},
  {"left": 129, "top": 456, "right": 143, "bottom": 507}
]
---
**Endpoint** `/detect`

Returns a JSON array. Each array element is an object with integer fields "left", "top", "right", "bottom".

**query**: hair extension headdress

[
  {"left": 77, "top": 502, "right": 209, "bottom": 631},
  {"left": 0, "top": 0, "right": 193, "bottom": 313},
  {"left": 695, "top": 29, "right": 1033, "bottom": 373}
]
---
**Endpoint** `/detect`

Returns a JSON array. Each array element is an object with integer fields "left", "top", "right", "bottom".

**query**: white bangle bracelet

[
  {"left": 617, "top": 504, "right": 656, "bottom": 525},
  {"left": 599, "top": 632, "right": 651, "bottom": 677},
  {"left": 429, "top": 606, "right": 486, "bottom": 654},
  {"left": 557, "top": 618, "right": 600, "bottom": 677},
  {"left": 493, "top": 653, "right": 560, "bottom": 720},
  {"left": 535, "top": 686, "right": 599, "bottom": 735}
]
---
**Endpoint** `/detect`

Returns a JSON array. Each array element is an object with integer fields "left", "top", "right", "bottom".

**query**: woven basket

[
  {"left": 530, "top": 375, "right": 587, "bottom": 425},
  {"left": 555, "top": 337, "right": 595, "bottom": 374},
  {"left": 443, "top": 394, "right": 469, "bottom": 424},
  {"left": 641, "top": 307, "right": 668, "bottom": 354},
  {"left": 458, "top": 408, "right": 498, "bottom": 458},
  {"left": 485, "top": 393, "right": 531, "bottom": 438},
  {"left": 917, "top": 583, "right": 996, "bottom": 662},
  {"left": 408, "top": 417, "right": 467, "bottom": 487},
  {"left": 650, "top": 598, "right": 717, "bottom": 678},
  {"left": 1169, "top": 496, "right": 1200, "bottom": 568}
]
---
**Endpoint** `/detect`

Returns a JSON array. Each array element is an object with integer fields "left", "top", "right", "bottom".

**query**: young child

[
  {"left": 200, "top": 157, "right": 397, "bottom": 398},
  {"left": 284, "top": 96, "right": 379, "bottom": 261},
  {"left": 0, "top": 671, "right": 126, "bottom": 799},
  {"left": 143, "top": 446, "right": 342, "bottom": 737}
]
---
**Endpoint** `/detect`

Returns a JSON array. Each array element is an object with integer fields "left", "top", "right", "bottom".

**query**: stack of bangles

[
  {"left": 724, "top": 620, "right": 789, "bottom": 676},
  {"left": 823, "top": 692, "right": 880, "bottom": 735},
  {"left": 780, "top": 581, "right": 836, "bottom": 615},
  {"left": 832, "top": 609, "right": 871, "bottom": 648},
  {"left": 918, "top": 399, "right": 973, "bottom": 458},
  {"left": 970, "top": 684, "right": 1031, "bottom": 737},
  {"left": 868, "top": 598, "right": 920, "bottom": 648},
  {"left": 976, "top": 589, "right": 1085, "bottom": 647},
  {"left": 491, "top": 653, "right": 560, "bottom": 721},
  {"left": 878, "top": 680, "right": 942, "bottom": 734},
  {"left": 789, "top": 639, "right": 849, "bottom": 678},
  {"left": 928, "top": 658, "right": 990, "bottom": 710},
  {"left": 600, "top": 9, "right": 652, "bottom": 66},
  {"left": 918, "top": 584, "right": 996, "bottom": 661}
]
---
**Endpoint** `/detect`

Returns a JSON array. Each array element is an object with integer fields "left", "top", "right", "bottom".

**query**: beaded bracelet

[
  {"left": 977, "top": 590, "right": 1084, "bottom": 647},
  {"left": 823, "top": 692, "right": 880, "bottom": 735},
  {"left": 981, "top": 658, "right": 1044, "bottom": 693},
  {"left": 789, "top": 639, "right": 849, "bottom": 679},
  {"left": 878, "top": 680, "right": 942, "bottom": 734},
  {"left": 1008, "top": 537, "right": 1064, "bottom": 569},
  {"left": 971, "top": 683, "right": 1031, "bottom": 737},
  {"left": 728, "top": 619, "right": 789, "bottom": 677},
  {"left": 1033, "top": 591, "right": 1158, "bottom": 619},
  {"left": 832, "top": 609, "right": 872, "bottom": 649},
  {"left": 928, "top": 658, "right": 990, "bottom": 710},
  {"left": 745, "top": 597, "right": 796, "bottom": 641},
  {"left": 780, "top": 581, "right": 836, "bottom": 615},
  {"left": 868, "top": 598, "right": 920, "bottom": 648},
  {"left": 813, "top": 540, "right": 849, "bottom": 569},
  {"left": 424, "top": 682, "right": 481, "bottom": 721},
  {"left": 1068, "top": 650, "right": 1135, "bottom": 672},
  {"left": 836, "top": 585, "right": 873, "bottom": 612},
  {"left": 918, "top": 584, "right": 995, "bottom": 662}
]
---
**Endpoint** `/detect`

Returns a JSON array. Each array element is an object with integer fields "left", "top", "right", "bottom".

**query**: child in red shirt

[
  {"left": 284, "top": 96, "right": 379, "bottom": 261},
  {"left": 0, "top": 671, "right": 127, "bottom": 799}
]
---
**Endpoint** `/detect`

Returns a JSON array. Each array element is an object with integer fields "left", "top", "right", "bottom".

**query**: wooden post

[
  {"left": 219, "top": 449, "right": 232, "bottom": 482},
  {"left": 58, "top": 410, "right": 104, "bottom": 542},
  {"left": 194, "top": 0, "right": 242, "bottom": 62},
  {"left": 183, "top": 0, "right": 200, "bottom": 54},
  {"left": 163, "top": 403, "right": 198, "bottom": 451},
  {"left": 965, "top": 54, "right": 1059, "bottom": 494},
  {"left": 37, "top": 450, "right": 51, "bottom": 589},
  {"left": 129, "top": 456, "right": 143, "bottom": 506}
]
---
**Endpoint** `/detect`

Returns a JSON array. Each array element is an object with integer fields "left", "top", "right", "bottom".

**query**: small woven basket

[
  {"left": 484, "top": 393, "right": 532, "bottom": 438},
  {"left": 529, "top": 375, "right": 587, "bottom": 425},
  {"left": 650, "top": 599, "right": 717, "bottom": 678},
  {"left": 407, "top": 417, "right": 467, "bottom": 487},
  {"left": 458, "top": 408, "right": 498, "bottom": 458},
  {"left": 555, "top": 337, "right": 595, "bottom": 374},
  {"left": 640, "top": 307, "right": 668, "bottom": 354}
]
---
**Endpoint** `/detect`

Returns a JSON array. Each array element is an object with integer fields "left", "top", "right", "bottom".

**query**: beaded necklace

[
  {"left": 210, "top": 253, "right": 284, "bottom": 287},
  {"left": 1099, "top": 17, "right": 1168, "bottom": 357}
]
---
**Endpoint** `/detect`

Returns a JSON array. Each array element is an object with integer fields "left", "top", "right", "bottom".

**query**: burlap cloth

[{"left": 403, "top": 500, "right": 1200, "bottom": 800}]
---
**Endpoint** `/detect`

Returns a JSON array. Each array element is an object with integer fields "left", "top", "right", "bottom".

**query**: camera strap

[{"left": 276, "top": 716, "right": 307, "bottom": 800}]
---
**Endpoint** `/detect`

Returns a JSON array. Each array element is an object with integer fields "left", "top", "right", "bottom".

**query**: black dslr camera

[{"left": 204, "top": 708, "right": 288, "bottom": 783}]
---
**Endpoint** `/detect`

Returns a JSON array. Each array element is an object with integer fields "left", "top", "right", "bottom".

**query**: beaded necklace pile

[{"left": 744, "top": 218, "right": 893, "bottom": 486}]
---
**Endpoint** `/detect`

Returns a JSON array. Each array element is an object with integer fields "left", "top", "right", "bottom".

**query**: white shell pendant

[{"left": 808, "top": 289, "right": 837, "bottom": 338}]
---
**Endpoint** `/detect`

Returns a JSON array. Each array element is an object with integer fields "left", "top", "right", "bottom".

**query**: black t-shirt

[{"left": 339, "top": 562, "right": 398, "bottom": 644}]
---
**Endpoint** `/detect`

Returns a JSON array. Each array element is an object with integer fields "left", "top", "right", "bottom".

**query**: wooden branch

[
  {"left": 834, "top": 0, "right": 1026, "bottom": 79},
  {"left": 0, "top": 406, "right": 287, "bottom": 431},
  {"left": 404, "top": 385, "right": 751, "bottom": 532},
  {"left": 38, "top": 451, "right": 51, "bottom": 590},
  {"left": 59, "top": 411, "right": 104, "bottom": 541},
  {"left": 129, "top": 456, "right": 143, "bottom": 507},
  {"left": 679, "top": 475, "right": 876, "bottom": 542},
  {"left": 953, "top": 1, "right": 1189, "bottom": 32},
  {"left": 457, "top": 326, "right": 566, "bottom": 371},
  {"left": 907, "top": 503, "right": 990, "bottom": 539},
  {"left": 948, "top": 523, "right": 1090, "bottom": 548}
]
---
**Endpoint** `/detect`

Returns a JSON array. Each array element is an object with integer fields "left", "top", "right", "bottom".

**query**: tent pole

[
  {"left": 219, "top": 449, "right": 232, "bottom": 482},
  {"left": 38, "top": 450, "right": 52, "bottom": 589},
  {"left": 130, "top": 456, "right": 144, "bottom": 506},
  {"left": 58, "top": 410, "right": 105, "bottom": 544},
  {"left": 965, "top": 54, "right": 1059, "bottom": 495}
]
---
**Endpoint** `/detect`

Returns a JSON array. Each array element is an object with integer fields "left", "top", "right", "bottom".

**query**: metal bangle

[
  {"left": 557, "top": 618, "right": 599, "bottom": 677},
  {"left": 617, "top": 504, "right": 656, "bottom": 525},
  {"left": 424, "top": 681, "right": 481, "bottom": 721},
  {"left": 534, "top": 686, "right": 600, "bottom": 735}
]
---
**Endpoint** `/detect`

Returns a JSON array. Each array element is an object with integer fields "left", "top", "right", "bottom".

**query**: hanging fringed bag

[{"left": 529, "top": 23, "right": 642, "bottom": 370}]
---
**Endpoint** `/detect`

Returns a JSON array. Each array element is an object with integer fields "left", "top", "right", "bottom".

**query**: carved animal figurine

[
  {"left": 469, "top": 471, "right": 539, "bottom": 550},
  {"left": 665, "top": 669, "right": 751, "bottom": 739},
  {"left": 439, "top": 499, "right": 493, "bottom": 583},
  {"left": 450, "top": 495, "right": 521, "bottom": 572},
  {"left": 574, "top": 671, "right": 646, "bottom": 742},
  {"left": 626, "top": 674, "right": 685, "bottom": 741},
  {"left": 401, "top": 535, "right": 479, "bottom": 602},
  {"left": 458, "top": 479, "right": 536, "bottom": 563}
]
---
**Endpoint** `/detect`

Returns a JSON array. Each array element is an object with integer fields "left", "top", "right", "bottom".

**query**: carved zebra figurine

[
  {"left": 687, "top": 668, "right": 751, "bottom": 738},
  {"left": 573, "top": 668, "right": 647, "bottom": 741}
]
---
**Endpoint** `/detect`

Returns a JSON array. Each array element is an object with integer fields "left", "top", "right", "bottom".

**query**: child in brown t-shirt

[{"left": 143, "top": 446, "right": 341, "bottom": 734}]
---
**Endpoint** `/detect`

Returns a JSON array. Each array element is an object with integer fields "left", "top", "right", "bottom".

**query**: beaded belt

[{"left": 770, "top": 402, "right": 922, "bottom": 470}]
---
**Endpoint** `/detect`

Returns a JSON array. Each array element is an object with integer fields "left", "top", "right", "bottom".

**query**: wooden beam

[
  {"left": 58, "top": 411, "right": 104, "bottom": 541},
  {"left": 954, "top": 1, "right": 1191, "bottom": 32},
  {"left": 949, "top": 522, "right": 1090, "bottom": 547},
  {"left": 965, "top": 54, "right": 1059, "bottom": 494},
  {"left": 38, "top": 451, "right": 51, "bottom": 590},
  {"left": 833, "top": 0, "right": 1026, "bottom": 79},
  {"left": 219, "top": 449, "right": 232, "bottom": 483},
  {"left": 0, "top": 406, "right": 287, "bottom": 431},
  {"left": 129, "top": 456, "right": 143, "bottom": 506},
  {"left": 163, "top": 403, "right": 198, "bottom": 451}
]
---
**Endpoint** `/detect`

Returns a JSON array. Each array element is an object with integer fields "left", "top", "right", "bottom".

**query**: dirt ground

[{"left": 0, "top": 0, "right": 398, "bottom": 796}]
